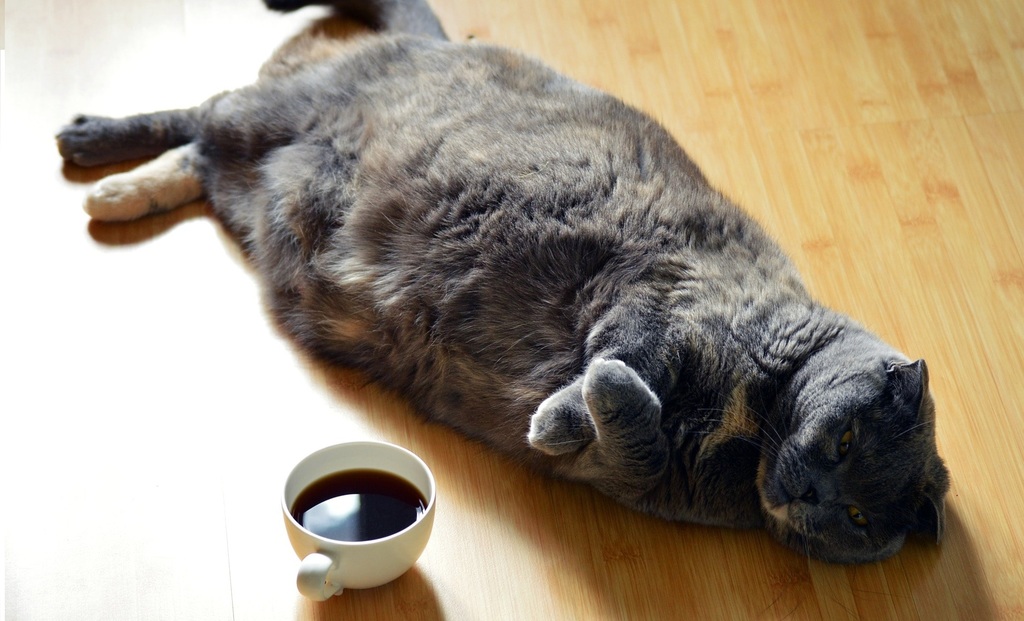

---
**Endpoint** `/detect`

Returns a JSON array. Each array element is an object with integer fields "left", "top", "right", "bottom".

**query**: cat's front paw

[
  {"left": 528, "top": 380, "right": 596, "bottom": 456},
  {"left": 528, "top": 359, "right": 661, "bottom": 457},
  {"left": 582, "top": 358, "right": 660, "bottom": 427},
  {"left": 580, "top": 359, "right": 667, "bottom": 492}
]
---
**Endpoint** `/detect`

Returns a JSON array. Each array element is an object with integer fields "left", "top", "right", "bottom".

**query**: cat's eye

[
  {"left": 838, "top": 430, "right": 853, "bottom": 457},
  {"left": 847, "top": 506, "right": 869, "bottom": 527}
]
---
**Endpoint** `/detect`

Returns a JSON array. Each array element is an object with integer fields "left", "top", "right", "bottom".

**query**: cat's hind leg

[
  {"left": 57, "top": 108, "right": 206, "bottom": 220},
  {"left": 82, "top": 143, "right": 204, "bottom": 221},
  {"left": 57, "top": 110, "right": 199, "bottom": 167}
]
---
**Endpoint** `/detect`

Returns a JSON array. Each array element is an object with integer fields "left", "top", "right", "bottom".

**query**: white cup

[{"left": 282, "top": 441, "right": 436, "bottom": 601}]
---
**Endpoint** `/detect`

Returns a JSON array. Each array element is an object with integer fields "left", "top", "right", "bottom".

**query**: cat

[{"left": 56, "top": 0, "right": 949, "bottom": 563}]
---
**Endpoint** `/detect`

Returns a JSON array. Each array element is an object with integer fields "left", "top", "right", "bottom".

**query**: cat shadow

[
  {"left": 61, "top": 158, "right": 149, "bottom": 184},
  {"left": 807, "top": 501, "right": 993, "bottom": 619},
  {"left": 85, "top": 201, "right": 211, "bottom": 246},
  {"left": 907, "top": 501, "right": 993, "bottom": 616},
  {"left": 75, "top": 183, "right": 995, "bottom": 616}
]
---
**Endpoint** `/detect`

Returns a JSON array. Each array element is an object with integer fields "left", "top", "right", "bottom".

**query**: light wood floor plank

[{"left": 4, "top": 0, "right": 1022, "bottom": 618}]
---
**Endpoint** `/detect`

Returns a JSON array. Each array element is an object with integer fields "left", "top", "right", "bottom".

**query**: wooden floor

[{"left": 4, "top": 0, "right": 1023, "bottom": 619}]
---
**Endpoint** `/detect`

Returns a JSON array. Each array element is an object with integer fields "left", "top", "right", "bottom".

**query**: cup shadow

[{"left": 294, "top": 567, "right": 443, "bottom": 621}]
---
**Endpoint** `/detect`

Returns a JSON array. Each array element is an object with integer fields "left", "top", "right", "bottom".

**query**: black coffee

[{"left": 291, "top": 469, "right": 427, "bottom": 542}]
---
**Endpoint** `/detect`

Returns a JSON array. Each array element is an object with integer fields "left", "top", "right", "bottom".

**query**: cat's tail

[{"left": 264, "top": 0, "right": 448, "bottom": 41}]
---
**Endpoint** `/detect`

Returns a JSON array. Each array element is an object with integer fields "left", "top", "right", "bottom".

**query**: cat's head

[{"left": 759, "top": 332, "right": 949, "bottom": 563}]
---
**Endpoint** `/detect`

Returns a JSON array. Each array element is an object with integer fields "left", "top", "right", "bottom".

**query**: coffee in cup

[{"left": 282, "top": 441, "right": 436, "bottom": 600}]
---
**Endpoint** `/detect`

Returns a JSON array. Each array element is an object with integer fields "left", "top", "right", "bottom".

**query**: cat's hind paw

[
  {"left": 81, "top": 144, "right": 204, "bottom": 221},
  {"left": 57, "top": 115, "right": 129, "bottom": 167},
  {"left": 84, "top": 175, "right": 159, "bottom": 221}
]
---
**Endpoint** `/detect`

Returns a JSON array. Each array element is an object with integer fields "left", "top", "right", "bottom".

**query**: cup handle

[{"left": 297, "top": 552, "right": 343, "bottom": 601}]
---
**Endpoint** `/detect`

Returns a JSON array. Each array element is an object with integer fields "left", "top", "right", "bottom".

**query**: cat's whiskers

[
  {"left": 696, "top": 405, "right": 783, "bottom": 457},
  {"left": 890, "top": 420, "right": 930, "bottom": 441},
  {"left": 707, "top": 387, "right": 787, "bottom": 453},
  {"left": 744, "top": 402, "right": 787, "bottom": 454},
  {"left": 686, "top": 426, "right": 766, "bottom": 453},
  {"left": 688, "top": 416, "right": 781, "bottom": 461}
]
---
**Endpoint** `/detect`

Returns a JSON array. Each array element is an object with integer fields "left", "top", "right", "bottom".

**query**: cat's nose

[{"left": 799, "top": 486, "right": 819, "bottom": 505}]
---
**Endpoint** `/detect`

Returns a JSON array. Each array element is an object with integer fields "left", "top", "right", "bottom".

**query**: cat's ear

[
  {"left": 915, "top": 457, "right": 950, "bottom": 543},
  {"left": 917, "top": 497, "right": 945, "bottom": 543},
  {"left": 887, "top": 359, "right": 928, "bottom": 419}
]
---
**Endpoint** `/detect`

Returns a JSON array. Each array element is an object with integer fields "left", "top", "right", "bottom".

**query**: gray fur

[{"left": 56, "top": 0, "right": 948, "bottom": 563}]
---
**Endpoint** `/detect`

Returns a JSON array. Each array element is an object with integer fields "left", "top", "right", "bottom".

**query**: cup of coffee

[{"left": 282, "top": 441, "right": 436, "bottom": 601}]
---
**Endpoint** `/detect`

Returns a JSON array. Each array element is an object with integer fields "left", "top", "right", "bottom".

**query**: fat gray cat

[{"left": 57, "top": 0, "right": 949, "bottom": 563}]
